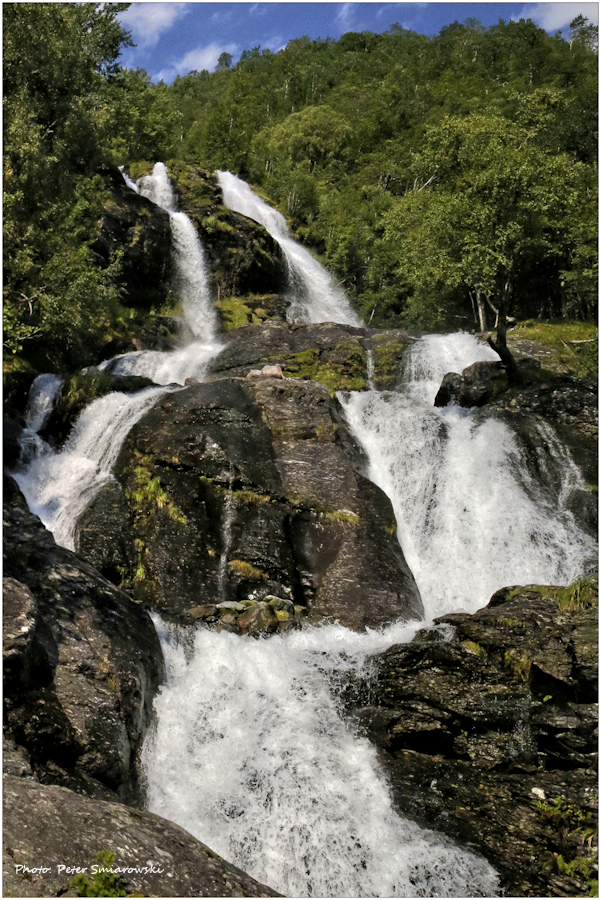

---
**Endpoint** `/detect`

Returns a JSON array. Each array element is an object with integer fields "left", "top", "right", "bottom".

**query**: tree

[
  {"left": 3, "top": 3, "right": 134, "bottom": 367},
  {"left": 383, "top": 114, "right": 586, "bottom": 380},
  {"left": 569, "top": 15, "right": 598, "bottom": 52},
  {"left": 217, "top": 51, "right": 232, "bottom": 70}
]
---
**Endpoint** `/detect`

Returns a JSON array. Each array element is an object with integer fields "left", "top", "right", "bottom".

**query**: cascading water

[
  {"left": 143, "top": 617, "right": 500, "bottom": 898},
  {"left": 12, "top": 158, "right": 595, "bottom": 898},
  {"left": 102, "top": 162, "right": 220, "bottom": 384},
  {"left": 15, "top": 162, "right": 221, "bottom": 549},
  {"left": 340, "top": 332, "right": 597, "bottom": 620},
  {"left": 217, "top": 171, "right": 362, "bottom": 327}
]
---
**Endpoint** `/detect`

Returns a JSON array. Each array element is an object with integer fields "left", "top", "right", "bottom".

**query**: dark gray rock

[
  {"left": 348, "top": 578, "right": 599, "bottom": 897},
  {"left": 3, "top": 481, "right": 164, "bottom": 801},
  {"left": 3, "top": 775, "right": 279, "bottom": 898},
  {"left": 76, "top": 377, "right": 422, "bottom": 630},
  {"left": 74, "top": 480, "right": 134, "bottom": 586},
  {"left": 434, "top": 360, "right": 509, "bottom": 408},
  {"left": 210, "top": 321, "right": 369, "bottom": 391},
  {"left": 94, "top": 165, "right": 172, "bottom": 312}
]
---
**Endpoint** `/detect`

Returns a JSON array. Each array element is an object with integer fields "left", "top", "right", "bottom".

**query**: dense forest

[{"left": 3, "top": 3, "right": 598, "bottom": 377}]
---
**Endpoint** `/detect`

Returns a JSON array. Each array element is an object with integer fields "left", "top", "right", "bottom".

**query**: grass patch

[
  {"left": 228, "top": 559, "right": 267, "bottom": 581},
  {"left": 69, "top": 851, "right": 126, "bottom": 897},
  {"left": 508, "top": 320, "right": 598, "bottom": 382}
]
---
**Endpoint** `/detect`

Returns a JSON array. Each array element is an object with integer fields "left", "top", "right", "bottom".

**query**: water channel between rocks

[{"left": 13, "top": 164, "right": 597, "bottom": 898}]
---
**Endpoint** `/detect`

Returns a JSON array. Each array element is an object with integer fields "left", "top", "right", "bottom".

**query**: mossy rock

[
  {"left": 163, "top": 160, "right": 286, "bottom": 299},
  {"left": 216, "top": 294, "right": 288, "bottom": 332},
  {"left": 267, "top": 342, "right": 368, "bottom": 393},
  {"left": 367, "top": 330, "right": 413, "bottom": 390},
  {"left": 44, "top": 370, "right": 155, "bottom": 447}
]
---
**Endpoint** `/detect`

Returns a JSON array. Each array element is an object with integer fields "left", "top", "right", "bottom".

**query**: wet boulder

[
  {"left": 434, "top": 360, "right": 509, "bottom": 408},
  {"left": 348, "top": 578, "right": 599, "bottom": 897},
  {"left": 3, "top": 775, "right": 279, "bottom": 898},
  {"left": 3, "top": 480, "right": 164, "bottom": 801},
  {"left": 78, "top": 377, "right": 422, "bottom": 630}
]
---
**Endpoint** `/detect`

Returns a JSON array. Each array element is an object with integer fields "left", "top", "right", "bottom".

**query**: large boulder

[
  {"left": 347, "top": 578, "right": 598, "bottom": 897},
  {"left": 3, "top": 480, "right": 164, "bottom": 801},
  {"left": 3, "top": 775, "right": 279, "bottom": 898},
  {"left": 434, "top": 359, "right": 510, "bottom": 408},
  {"left": 76, "top": 377, "right": 422, "bottom": 630}
]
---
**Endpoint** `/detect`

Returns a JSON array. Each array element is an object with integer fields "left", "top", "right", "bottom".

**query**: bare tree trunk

[
  {"left": 475, "top": 289, "right": 487, "bottom": 332},
  {"left": 486, "top": 269, "right": 523, "bottom": 386}
]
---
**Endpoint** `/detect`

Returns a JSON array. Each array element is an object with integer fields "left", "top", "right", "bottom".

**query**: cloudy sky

[{"left": 118, "top": 2, "right": 599, "bottom": 82}]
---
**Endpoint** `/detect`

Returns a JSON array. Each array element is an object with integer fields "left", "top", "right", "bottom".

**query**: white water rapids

[
  {"left": 11, "top": 162, "right": 596, "bottom": 897},
  {"left": 340, "top": 333, "right": 597, "bottom": 619},
  {"left": 15, "top": 162, "right": 221, "bottom": 549},
  {"left": 217, "top": 170, "right": 362, "bottom": 327}
]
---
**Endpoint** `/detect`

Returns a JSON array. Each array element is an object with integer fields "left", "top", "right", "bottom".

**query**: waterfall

[
  {"left": 103, "top": 163, "right": 220, "bottom": 383},
  {"left": 143, "top": 616, "right": 499, "bottom": 898},
  {"left": 340, "top": 332, "right": 597, "bottom": 620},
  {"left": 17, "top": 373, "right": 64, "bottom": 464},
  {"left": 119, "top": 165, "right": 139, "bottom": 194},
  {"left": 24, "top": 373, "right": 63, "bottom": 433},
  {"left": 15, "top": 162, "right": 221, "bottom": 549},
  {"left": 15, "top": 387, "right": 167, "bottom": 550},
  {"left": 216, "top": 171, "right": 362, "bottom": 327}
]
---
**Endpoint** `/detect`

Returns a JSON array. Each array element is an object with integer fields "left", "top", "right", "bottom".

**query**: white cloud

[
  {"left": 517, "top": 2, "right": 599, "bottom": 31},
  {"left": 120, "top": 2, "right": 190, "bottom": 49},
  {"left": 337, "top": 3, "right": 356, "bottom": 31},
  {"left": 263, "top": 35, "right": 286, "bottom": 53},
  {"left": 157, "top": 42, "right": 240, "bottom": 80}
]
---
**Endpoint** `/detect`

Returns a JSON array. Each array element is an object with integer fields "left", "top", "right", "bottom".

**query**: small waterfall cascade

[
  {"left": 104, "top": 162, "right": 219, "bottom": 383},
  {"left": 15, "top": 386, "right": 167, "bottom": 550},
  {"left": 366, "top": 348, "right": 376, "bottom": 390},
  {"left": 340, "top": 332, "right": 597, "bottom": 620},
  {"left": 143, "top": 616, "right": 500, "bottom": 898},
  {"left": 216, "top": 171, "right": 362, "bottom": 327},
  {"left": 24, "top": 373, "right": 64, "bottom": 433},
  {"left": 15, "top": 162, "right": 221, "bottom": 550},
  {"left": 118, "top": 165, "right": 139, "bottom": 193},
  {"left": 17, "top": 373, "right": 64, "bottom": 465}
]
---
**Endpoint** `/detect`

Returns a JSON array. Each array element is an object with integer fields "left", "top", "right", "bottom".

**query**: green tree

[
  {"left": 3, "top": 3, "right": 134, "bottom": 369},
  {"left": 383, "top": 114, "right": 587, "bottom": 376}
]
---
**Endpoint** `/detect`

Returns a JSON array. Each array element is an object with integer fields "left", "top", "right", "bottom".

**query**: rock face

[
  {"left": 94, "top": 165, "right": 172, "bottom": 312},
  {"left": 348, "top": 579, "right": 598, "bottom": 897},
  {"left": 210, "top": 321, "right": 369, "bottom": 390},
  {"left": 489, "top": 375, "right": 598, "bottom": 486},
  {"left": 76, "top": 377, "right": 422, "bottom": 630},
  {"left": 3, "top": 478, "right": 164, "bottom": 801},
  {"left": 3, "top": 775, "right": 279, "bottom": 898}
]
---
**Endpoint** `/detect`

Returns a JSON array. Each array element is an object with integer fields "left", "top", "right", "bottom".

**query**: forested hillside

[
  {"left": 4, "top": 3, "right": 598, "bottom": 378},
  {"left": 167, "top": 17, "right": 598, "bottom": 328}
]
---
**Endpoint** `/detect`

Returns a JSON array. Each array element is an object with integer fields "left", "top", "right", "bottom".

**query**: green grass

[{"left": 509, "top": 320, "right": 598, "bottom": 381}]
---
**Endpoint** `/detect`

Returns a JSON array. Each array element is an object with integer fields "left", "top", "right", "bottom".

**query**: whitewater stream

[
  {"left": 217, "top": 170, "right": 362, "bottom": 327},
  {"left": 12, "top": 165, "right": 597, "bottom": 897}
]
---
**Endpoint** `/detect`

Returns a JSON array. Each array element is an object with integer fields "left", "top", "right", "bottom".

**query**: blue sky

[{"left": 118, "top": 2, "right": 599, "bottom": 82}]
